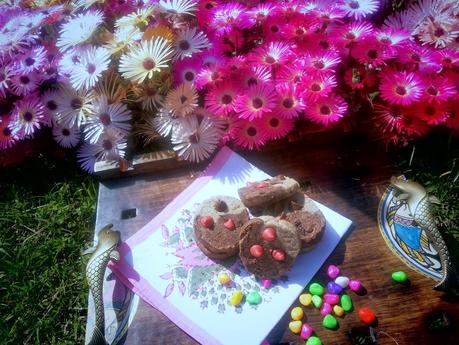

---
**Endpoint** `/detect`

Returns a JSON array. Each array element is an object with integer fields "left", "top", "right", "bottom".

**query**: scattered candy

[
  {"left": 358, "top": 307, "right": 376, "bottom": 325},
  {"left": 333, "top": 305, "right": 345, "bottom": 317},
  {"left": 312, "top": 295, "right": 323, "bottom": 308},
  {"left": 323, "top": 293, "right": 339, "bottom": 305},
  {"left": 335, "top": 276, "right": 350, "bottom": 288},
  {"left": 289, "top": 320, "right": 302, "bottom": 334},
  {"left": 230, "top": 291, "right": 244, "bottom": 306},
  {"left": 306, "top": 336, "right": 322, "bottom": 345},
  {"left": 327, "top": 281, "right": 343, "bottom": 294},
  {"left": 309, "top": 283, "right": 325, "bottom": 296},
  {"left": 300, "top": 323, "right": 313, "bottom": 339},
  {"left": 327, "top": 265, "right": 340, "bottom": 279},
  {"left": 340, "top": 294, "right": 353, "bottom": 312},
  {"left": 200, "top": 216, "right": 214, "bottom": 228},
  {"left": 271, "top": 249, "right": 286, "bottom": 261},
  {"left": 223, "top": 218, "right": 235, "bottom": 230},
  {"left": 262, "top": 227, "right": 277, "bottom": 242},
  {"left": 217, "top": 272, "right": 231, "bottom": 285},
  {"left": 299, "top": 293, "right": 312, "bottom": 307},
  {"left": 262, "top": 278, "right": 272, "bottom": 289},
  {"left": 349, "top": 279, "right": 362, "bottom": 292},
  {"left": 250, "top": 244, "right": 264, "bottom": 258},
  {"left": 320, "top": 302, "right": 332, "bottom": 316},
  {"left": 322, "top": 314, "right": 338, "bottom": 329},
  {"left": 392, "top": 271, "right": 408, "bottom": 283},
  {"left": 291, "top": 306, "right": 304, "bottom": 320},
  {"left": 246, "top": 291, "right": 262, "bottom": 305}
]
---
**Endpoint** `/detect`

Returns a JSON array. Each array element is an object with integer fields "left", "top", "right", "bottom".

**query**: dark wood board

[{"left": 89, "top": 137, "right": 459, "bottom": 345}]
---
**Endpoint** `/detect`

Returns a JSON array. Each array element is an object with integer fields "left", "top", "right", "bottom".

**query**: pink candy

[
  {"left": 262, "top": 278, "right": 272, "bottom": 289},
  {"left": 320, "top": 302, "right": 333, "bottom": 316},
  {"left": 349, "top": 279, "right": 362, "bottom": 292},
  {"left": 300, "top": 323, "right": 313, "bottom": 339},
  {"left": 327, "top": 265, "right": 340, "bottom": 279},
  {"left": 323, "top": 293, "right": 340, "bottom": 305}
]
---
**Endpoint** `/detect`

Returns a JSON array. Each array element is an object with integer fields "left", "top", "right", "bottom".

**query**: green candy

[
  {"left": 309, "top": 282, "right": 325, "bottom": 296},
  {"left": 246, "top": 291, "right": 262, "bottom": 305},
  {"left": 322, "top": 314, "right": 338, "bottom": 329},
  {"left": 312, "top": 295, "right": 323, "bottom": 308},
  {"left": 392, "top": 271, "right": 408, "bottom": 283},
  {"left": 306, "top": 336, "right": 322, "bottom": 345},
  {"left": 340, "top": 294, "right": 352, "bottom": 312}
]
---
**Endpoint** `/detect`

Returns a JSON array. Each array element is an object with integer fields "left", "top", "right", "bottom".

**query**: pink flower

[
  {"left": 234, "top": 83, "right": 277, "bottom": 120},
  {"left": 221, "top": 56, "right": 247, "bottom": 76},
  {"left": 274, "top": 83, "right": 305, "bottom": 119},
  {"left": 239, "top": 65, "right": 272, "bottom": 88},
  {"left": 343, "top": 66, "right": 377, "bottom": 90},
  {"left": 397, "top": 43, "right": 439, "bottom": 72},
  {"left": 205, "top": 81, "right": 240, "bottom": 116},
  {"left": 174, "top": 57, "right": 202, "bottom": 85},
  {"left": 379, "top": 70, "right": 424, "bottom": 106},
  {"left": 445, "top": 98, "right": 459, "bottom": 133},
  {"left": 303, "top": 51, "right": 341, "bottom": 76},
  {"left": 12, "top": 46, "right": 47, "bottom": 74},
  {"left": 302, "top": 32, "right": 339, "bottom": 55},
  {"left": 262, "top": 17, "right": 285, "bottom": 42},
  {"left": 197, "top": 0, "right": 217, "bottom": 29},
  {"left": 277, "top": 59, "right": 307, "bottom": 84},
  {"left": 412, "top": 101, "right": 450, "bottom": 125},
  {"left": 256, "top": 113, "right": 294, "bottom": 140},
  {"left": 336, "top": 21, "right": 374, "bottom": 48},
  {"left": 247, "top": 2, "right": 277, "bottom": 24},
  {"left": 313, "top": 6, "right": 346, "bottom": 24},
  {"left": 233, "top": 119, "right": 268, "bottom": 150},
  {"left": 195, "top": 64, "right": 225, "bottom": 89},
  {"left": 304, "top": 94, "right": 347, "bottom": 125},
  {"left": 375, "top": 28, "right": 410, "bottom": 48},
  {"left": 341, "top": 0, "right": 379, "bottom": 20},
  {"left": 433, "top": 49, "right": 459, "bottom": 69},
  {"left": 421, "top": 75, "right": 456, "bottom": 103},
  {"left": 352, "top": 38, "right": 395, "bottom": 66},
  {"left": 0, "top": 116, "right": 19, "bottom": 149},
  {"left": 301, "top": 74, "right": 337, "bottom": 101},
  {"left": 10, "top": 71, "right": 41, "bottom": 96},
  {"left": 249, "top": 41, "right": 292, "bottom": 68},
  {"left": 210, "top": 3, "right": 252, "bottom": 35},
  {"left": 12, "top": 93, "right": 46, "bottom": 137},
  {"left": 373, "top": 103, "right": 405, "bottom": 134}
]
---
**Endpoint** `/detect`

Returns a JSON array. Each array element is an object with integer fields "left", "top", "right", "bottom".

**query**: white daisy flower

[
  {"left": 59, "top": 47, "right": 84, "bottom": 76},
  {"left": 158, "top": 0, "right": 197, "bottom": 16},
  {"left": 0, "top": 61, "right": 12, "bottom": 98},
  {"left": 105, "top": 26, "right": 142, "bottom": 54},
  {"left": 171, "top": 113, "right": 221, "bottom": 162},
  {"left": 78, "top": 142, "right": 99, "bottom": 173},
  {"left": 173, "top": 27, "right": 210, "bottom": 60},
  {"left": 70, "top": 46, "right": 111, "bottom": 91},
  {"left": 10, "top": 72, "right": 40, "bottom": 96},
  {"left": 133, "top": 81, "right": 164, "bottom": 111},
  {"left": 73, "top": 0, "right": 99, "bottom": 9},
  {"left": 119, "top": 37, "right": 173, "bottom": 83},
  {"left": 41, "top": 90, "right": 61, "bottom": 123},
  {"left": 115, "top": 7, "right": 155, "bottom": 29},
  {"left": 13, "top": 46, "right": 47, "bottom": 74},
  {"left": 93, "top": 130, "right": 127, "bottom": 161},
  {"left": 153, "top": 107, "right": 181, "bottom": 137},
  {"left": 12, "top": 96, "right": 45, "bottom": 137},
  {"left": 415, "top": 16, "right": 459, "bottom": 48},
  {"left": 57, "top": 10, "right": 104, "bottom": 52},
  {"left": 165, "top": 83, "right": 198, "bottom": 117},
  {"left": 55, "top": 84, "right": 95, "bottom": 127},
  {"left": 84, "top": 96, "right": 132, "bottom": 143},
  {"left": 341, "top": 0, "right": 379, "bottom": 20},
  {"left": 0, "top": 18, "right": 36, "bottom": 56},
  {"left": 52, "top": 122, "right": 81, "bottom": 148}
]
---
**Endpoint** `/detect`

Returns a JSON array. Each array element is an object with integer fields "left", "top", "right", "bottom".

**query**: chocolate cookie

[
  {"left": 239, "top": 216, "right": 300, "bottom": 278},
  {"left": 284, "top": 194, "right": 326, "bottom": 249},
  {"left": 238, "top": 175, "right": 300, "bottom": 210},
  {"left": 194, "top": 196, "right": 249, "bottom": 260}
]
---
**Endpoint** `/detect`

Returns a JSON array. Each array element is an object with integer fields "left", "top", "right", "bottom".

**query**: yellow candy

[
  {"left": 291, "top": 307, "right": 304, "bottom": 321},
  {"left": 333, "top": 305, "right": 344, "bottom": 317},
  {"left": 289, "top": 320, "right": 302, "bottom": 334},
  {"left": 218, "top": 272, "right": 231, "bottom": 285},
  {"left": 299, "top": 293, "right": 312, "bottom": 306},
  {"left": 230, "top": 291, "right": 244, "bottom": 306}
]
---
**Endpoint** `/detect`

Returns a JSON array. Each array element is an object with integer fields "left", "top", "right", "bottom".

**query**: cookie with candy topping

[
  {"left": 239, "top": 216, "right": 301, "bottom": 278},
  {"left": 194, "top": 196, "right": 249, "bottom": 260}
]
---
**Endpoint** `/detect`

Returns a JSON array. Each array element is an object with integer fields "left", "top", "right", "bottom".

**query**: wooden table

[{"left": 88, "top": 136, "right": 459, "bottom": 345}]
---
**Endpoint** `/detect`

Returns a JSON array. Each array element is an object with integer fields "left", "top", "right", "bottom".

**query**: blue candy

[{"left": 327, "top": 281, "right": 343, "bottom": 294}]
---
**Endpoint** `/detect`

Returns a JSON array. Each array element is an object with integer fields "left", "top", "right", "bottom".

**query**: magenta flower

[
  {"left": 13, "top": 46, "right": 47, "bottom": 74},
  {"left": 305, "top": 94, "right": 348, "bottom": 126},
  {"left": 0, "top": 116, "right": 18, "bottom": 149},
  {"left": 233, "top": 119, "right": 268, "bottom": 150},
  {"left": 421, "top": 75, "right": 457, "bottom": 103},
  {"left": 210, "top": 3, "right": 252, "bottom": 35},
  {"left": 256, "top": 113, "right": 294, "bottom": 140},
  {"left": 413, "top": 101, "right": 450, "bottom": 125},
  {"left": 10, "top": 72, "right": 41, "bottom": 96},
  {"left": 274, "top": 83, "right": 305, "bottom": 119},
  {"left": 352, "top": 38, "right": 395, "bottom": 66},
  {"left": 336, "top": 21, "right": 374, "bottom": 48},
  {"left": 380, "top": 70, "right": 424, "bottom": 106},
  {"left": 249, "top": 41, "right": 292, "bottom": 68},
  {"left": 174, "top": 57, "right": 202, "bottom": 85},
  {"left": 301, "top": 74, "right": 337, "bottom": 101},
  {"left": 341, "top": 0, "right": 379, "bottom": 20},
  {"left": 12, "top": 93, "right": 46, "bottom": 137},
  {"left": 303, "top": 51, "right": 341, "bottom": 76},
  {"left": 195, "top": 64, "right": 224, "bottom": 89},
  {"left": 239, "top": 65, "right": 272, "bottom": 88},
  {"left": 234, "top": 83, "right": 277, "bottom": 120},
  {"left": 205, "top": 81, "right": 240, "bottom": 116}
]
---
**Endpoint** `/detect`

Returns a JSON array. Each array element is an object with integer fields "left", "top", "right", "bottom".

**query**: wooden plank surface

[{"left": 91, "top": 136, "right": 459, "bottom": 345}]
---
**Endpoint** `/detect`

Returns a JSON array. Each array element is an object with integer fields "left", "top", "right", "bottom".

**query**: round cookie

[
  {"left": 194, "top": 196, "right": 249, "bottom": 260},
  {"left": 239, "top": 216, "right": 301, "bottom": 278},
  {"left": 284, "top": 194, "right": 326, "bottom": 249}
]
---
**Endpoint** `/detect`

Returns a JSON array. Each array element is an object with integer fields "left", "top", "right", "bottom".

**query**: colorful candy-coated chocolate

[
  {"left": 340, "top": 294, "right": 353, "bottom": 311},
  {"left": 291, "top": 306, "right": 304, "bottom": 320},
  {"left": 322, "top": 314, "right": 338, "bottom": 329},
  {"left": 312, "top": 295, "right": 323, "bottom": 308},
  {"left": 289, "top": 320, "right": 302, "bottom": 334},
  {"left": 358, "top": 307, "right": 376, "bottom": 324},
  {"left": 262, "top": 227, "right": 277, "bottom": 242},
  {"left": 230, "top": 291, "right": 244, "bottom": 306},
  {"left": 320, "top": 302, "right": 332, "bottom": 316},
  {"left": 349, "top": 279, "right": 362, "bottom": 292},
  {"left": 271, "top": 249, "right": 286, "bottom": 261},
  {"left": 262, "top": 278, "right": 272, "bottom": 289},
  {"left": 333, "top": 305, "right": 344, "bottom": 317},
  {"left": 323, "top": 293, "right": 339, "bottom": 305},
  {"left": 250, "top": 244, "right": 264, "bottom": 258},
  {"left": 299, "top": 293, "right": 312, "bottom": 306},
  {"left": 223, "top": 218, "right": 235, "bottom": 230},
  {"left": 335, "top": 276, "right": 350, "bottom": 288},
  {"left": 327, "top": 265, "right": 340, "bottom": 279},
  {"left": 300, "top": 323, "right": 313, "bottom": 339},
  {"left": 392, "top": 271, "right": 408, "bottom": 283},
  {"left": 306, "top": 336, "right": 322, "bottom": 345},
  {"left": 327, "top": 281, "right": 343, "bottom": 294},
  {"left": 309, "top": 282, "right": 325, "bottom": 296},
  {"left": 246, "top": 291, "right": 262, "bottom": 305},
  {"left": 200, "top": 216, "right": 213, "bottom": 228},
  {"left": 217, "top": 272, "right": 231, "bottom": 285}
]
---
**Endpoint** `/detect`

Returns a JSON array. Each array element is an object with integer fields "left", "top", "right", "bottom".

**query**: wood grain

[{"left": 89, "top": 135, "right": 459, "bottom": 345}]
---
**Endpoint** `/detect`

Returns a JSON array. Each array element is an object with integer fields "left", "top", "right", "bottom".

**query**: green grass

[{"left": 0, "top": 155, "right": 96, "bottom": 345}]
